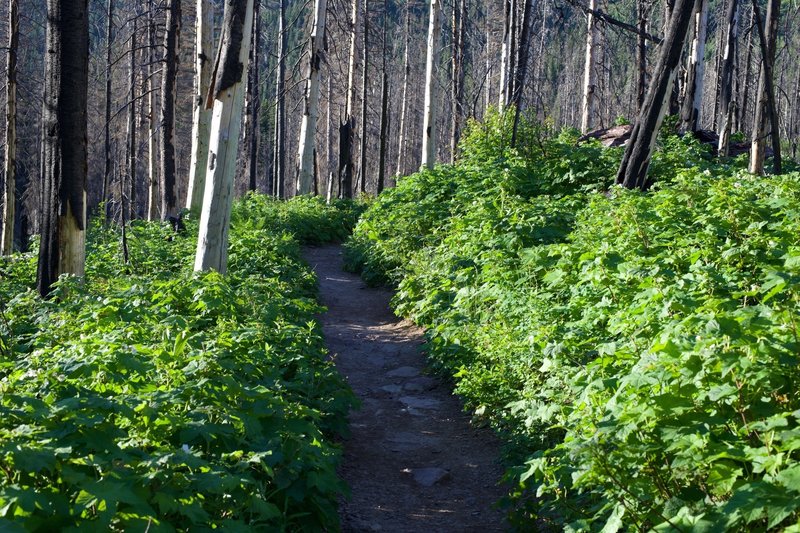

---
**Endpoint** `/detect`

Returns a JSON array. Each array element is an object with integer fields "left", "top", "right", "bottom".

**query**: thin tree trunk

[
  {"left": 738, "top": 6, "right": 755, "bottom": 133},
  {"left": 377, "top": 0, "right": 389, "bottom": 193},
  {"left": 748, "top": 0, "right": 781, "bottom": 175},
  {"left": 511, "top": 0, "right": 535, "bottom": 144},
  {"left": 273, "top": 0, "right": 286, "bottom": 198},
  {"left": 395, "top": 2, "right": 410, "bottom": 178},
  {"left": 186, "top": 0, "right": 214, "bottom": 211},
  {"left": 195, "top": 0, "right": 255, "bottom": 273},
  {"left": 616, "top": 0, "right": 696, "bottom": 190},
  {"left": 296, "top": 0, "right": 327, "bottom": 195},
  {"left": 338, "top": 0, "right": 360, "bottom": 198},
  {"left": 38, "top": 0, "right": 89, "bottom": 296},
  {"left": 146, "top": 1, "right": 158, "bottom": 220},
  {"left": 359, "top": 0, "right": 369, "bottom": 194},
  {"left": 102, "top": 0, "right": 114, "bottom": 220},
  {"left": 126, "top": 17, "right": 138, "bottom": 220},
  {"left": 717, "top": 0, "right": 738, "bottom": 156},
  {"left": 636, "top": 0, "right": 647, "bottom": 109},
  {"left": 247, "top": 1, "right": 260, "bottom": 192},
  {"left": 421, "top": 0, "right": 441, "bottom": 170},
  {"left": 581, "top": 0, "right": 601, "bottom": 133},
  {"left": 498, "top": 0, "right": 510, "bottom": 109},
  {"left": 450, "top": 0, "right": 465, "bottom": 162},
  {"left": 326, "top": 72, "right": 335, "bottom": 201},
  {"left": 159, "top": 0, "right": 180, "bottom": 220},
  {"left": 2, "top": 0, "right": 18, "bottom": 254},
  {"left": 680, "top": 0, "right": 708, "bottom": 133}
]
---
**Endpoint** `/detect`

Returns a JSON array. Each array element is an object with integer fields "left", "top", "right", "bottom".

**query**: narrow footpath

[{"left": 304, "top": 245, "right": 507, "bottom": 532}]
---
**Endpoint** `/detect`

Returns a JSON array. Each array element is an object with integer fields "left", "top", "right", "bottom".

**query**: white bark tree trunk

[
  {"left": 296, "top": 0, "right": 327, "bottom": 195},
  {"left": 421, "top": 0, "right": 441, "bottom": 170},
  {"left": 186, "top": 0, "right": 214, "bottom": 211},
  {"left": 680, "top": 0, "right": 708, "bottom": 132},
  {"left": 194, "top": 0, "right": 254, "bottom": 274},
  {"left": 395, "top": 2, "right": 410, "bottom": 178},
  {"left": 717, "top": 0, "right": 738, "bottom": 156},
  {"left": 2, "top": 0, "right": 18, "bottom": 254},
  {"left": 146, "top": 1, "right": 158, "bottom": 220},
  {"left": 580, "top": 0, "right": 601, "bottom": 133}
]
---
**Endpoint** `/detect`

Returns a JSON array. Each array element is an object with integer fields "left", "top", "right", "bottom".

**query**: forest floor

[{"left": 303, "top": 245, "right": 508, "bottom": 532}]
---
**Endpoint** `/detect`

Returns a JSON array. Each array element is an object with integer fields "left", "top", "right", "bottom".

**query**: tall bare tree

[
  {"left": 616, "top": 0, "right": 696, "bottom": 190},
  {"left": 186, "top": 0, "right": 214, "bottom": 212},
  {"left": 395, "top": 1, "right": 411, "bottom": 178},
  {"left": 421, "top": 0, "right": 441, "bottom": 170},
  {"left": 1, "top": 0, "right": 19, "bottom": 254},
  {"left": 680, "top": 0, "right": 708, "bottom": 133},
  {"left": 195, "top": 0, "right": 255, "bottom": 273},
  {"left": 273, "top": 0, "right": 287, "bottom": 198},
  {"left": 245, "top": 0, "right": 260, "bottom": 192},
  {"left": 38, "top": 0, "right": 89, "bottom": 296},
  {"left": 146, "top": 0, "right": 158, "bottom": 220},
  {"left": 717, "top": 0, "right": 738, "bottom": 156},
  {"left": 159, "top": 0, "right": 181, "bottom": 219},
  {"left": 580, "top": 0, "right": 602, "bottom": 133},
  {"left": 338, "top": 0, "right": 360, "bottom": 197},
  {"left": 748, "top": 0, "right": 781, "bottom": 175},
  {"left": 102, "top": 0, "right": 114, "bottom": 219},
  {"left": 297, "top": 0, "right": 328, "bottom": 195}
]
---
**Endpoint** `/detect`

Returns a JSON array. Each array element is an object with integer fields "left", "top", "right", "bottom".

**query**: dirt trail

[{"left": 304, "top": 245, "right": 507, "bottom": 532}]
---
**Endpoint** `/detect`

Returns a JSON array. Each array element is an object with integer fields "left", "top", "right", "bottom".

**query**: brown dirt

[{"left": 304, "top": 245, "right": 508, "bottom": 532}]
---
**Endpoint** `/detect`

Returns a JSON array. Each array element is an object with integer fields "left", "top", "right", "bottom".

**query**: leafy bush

[
  {"left": 346, "top": 112, "right": 800, "bottom": 531},
  {"left": 0, "top": 195, "right": 358, "bottom": 531},
  {"left": 232, "top": 194, "right": 365, "bottom": 245}
]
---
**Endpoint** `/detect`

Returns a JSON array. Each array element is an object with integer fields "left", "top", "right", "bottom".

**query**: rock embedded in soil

[
  {"left": 406, "top": 467, "right": 451, "bottom": 487},
  {"left": 386, "top": 366, "right": 421, "bottom": 378},
  {"left": 403, "top": 376, "right": 438, "bottom": 393}
]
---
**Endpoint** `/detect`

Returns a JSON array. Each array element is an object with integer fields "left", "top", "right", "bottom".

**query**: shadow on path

[{"left": 304, "top": 245, "right": 507, "bottom": 532}]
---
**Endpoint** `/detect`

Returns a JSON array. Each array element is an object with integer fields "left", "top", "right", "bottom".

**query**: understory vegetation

[
  {"left": 0, "top": 196, "right": 360, "bottom": 531},
  {"left": 345, "top": 110, "right": 800, "bottom": 530}
]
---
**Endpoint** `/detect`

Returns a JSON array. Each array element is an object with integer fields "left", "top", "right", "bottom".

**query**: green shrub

[
  {"left": 0, "top": 194, "right": 357, "bottom": 531},
  {"left": 347, "top": 111, "right": 800, "bottom": 530}
]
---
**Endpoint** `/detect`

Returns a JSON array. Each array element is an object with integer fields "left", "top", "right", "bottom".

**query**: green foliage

[
  {"left": 232, "top": 194, "right": 365, "bottom": 245},
  {"left": 346, "top": 111, "right": 800, "bottom": 531},
  {"left": 0, "top": 195, "right": 358, "bottom": 531}
]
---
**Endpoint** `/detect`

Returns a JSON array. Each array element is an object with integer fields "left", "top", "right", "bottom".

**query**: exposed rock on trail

[{"left": 304, "top": 245, "right": 507, "bottom": 532}]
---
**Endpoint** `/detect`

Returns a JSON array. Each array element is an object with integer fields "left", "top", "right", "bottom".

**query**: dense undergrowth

[
  {"left": 345, "top": 109, "right": 800, "bottom": 531},
  {"left": 0, "top": 195, "right": 361, "bottom": 531}
]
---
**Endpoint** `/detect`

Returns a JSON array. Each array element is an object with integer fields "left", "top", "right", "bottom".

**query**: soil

[{"left": 303, "top": 245, "right": 508, "bottom": 532}]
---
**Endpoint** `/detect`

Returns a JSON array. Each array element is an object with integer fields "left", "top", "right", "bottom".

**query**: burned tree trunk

[
  {"left": 146, "top": 1, "right": 158, "bottom": 220},
  {"left": 511, "top": 0, "right": 536, "bottom": 145},
  {"left": 421, "top": 0, "right": 441, "bottom": 170},
  {"left": 186, "top": 0, "right": 214, "bottom": 211},
  {"left": 338, "top": 0, "right": 360, "bottom": 198},
  {"left": 395, "top": 2, "right": 410, "bottom": 178},
  {"left": 680, "top": 0, "right": 708, "bottom": 133},
  {"left": 273, "top": 0, "right": 286, "bottom": 198},
  {"left": 296, "top": 0, "right": 327, "bottom": 195},
  {"left": 2, "top": 0, "right": 19, "bottom": 254},
  {"left": 635, "top": 0, "right": 647, "bottom": 109},
  {"left": 38, "top": 0, "right": 89, "bottom": 296},
  {"left": 195, "top": 0, "right": 255, "bottom": 273},
  {"left": 246, "top": 0, "right": 260, "bottom": 192},
  {"left": 717, "top": 0, "right": 738, "bottom": 156},
  {"left": 450, "top": 0, "right": 465, "bottom": 162},
  {"left": 126, "top": 17, "right": 138, "bottom": 220},
  {"left": 616, "top": 0, "right": 696, "bottom": 190},
  {"left": 159, "top": 0, "right": 181, "bottom": 220},
  {"left": 102, "top": 0, "right": 114, "bottom": 219},
  {"left": 748, "top": 0, "right": 781, "bottom": 175},
  {"left": 377, "top": 0, "right": 389, "bottom": 192}
]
